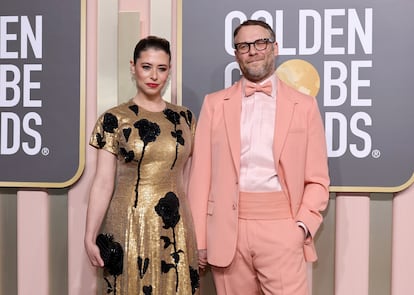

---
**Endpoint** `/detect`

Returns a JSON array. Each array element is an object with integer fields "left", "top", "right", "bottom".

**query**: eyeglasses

[{"left": 234, "top": 38, "right": 274, "bottom": 54}]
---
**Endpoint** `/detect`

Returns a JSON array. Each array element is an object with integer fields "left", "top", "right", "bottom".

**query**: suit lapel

[
  {"left": 273, "top": 78, "right": 296, "bottom": 171},
  {"left": 223, "top": 82, "right": 242, "bottom": 178}
]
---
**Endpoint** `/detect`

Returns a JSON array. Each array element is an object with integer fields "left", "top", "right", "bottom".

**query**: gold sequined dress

[{"left": 90, "top": 99, "right": 200, "bottom": 295}]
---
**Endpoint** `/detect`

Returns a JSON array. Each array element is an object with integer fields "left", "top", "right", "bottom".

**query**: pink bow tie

[{"left": 245, "top": 80, "right": 272, "bottom": 97}]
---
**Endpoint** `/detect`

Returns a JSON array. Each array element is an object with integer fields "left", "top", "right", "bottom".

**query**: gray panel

[
  {"left": 0, "top": 189, "right": 18, "bottom": 295},
  {"left": 313, "top": 194, "right": 335, "bottom": 295},
  {"left": 0, "top": 0, "right": 84, "bottom": 187},
  {"left": 49, "top": 189, "right": 68, "bottom": 295},
  {"left": 181, "top": 0, "right": 414, "bottom": 192},
  {"left": 369, "top": 193, "right": 392, "bottom": 295}
]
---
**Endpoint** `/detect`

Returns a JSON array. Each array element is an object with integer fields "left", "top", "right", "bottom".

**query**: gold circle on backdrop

[{"left": 276, "top": 59, "right": 321, "bottom": 97}]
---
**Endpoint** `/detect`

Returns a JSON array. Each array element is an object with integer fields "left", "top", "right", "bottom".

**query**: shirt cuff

[{"left": 296, "top": 221, "right": 309, "bottom": 238}]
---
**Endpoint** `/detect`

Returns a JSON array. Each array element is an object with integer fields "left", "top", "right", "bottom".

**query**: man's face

[{"left": 234, "top": 25, "right": 278, "bottom": 83}]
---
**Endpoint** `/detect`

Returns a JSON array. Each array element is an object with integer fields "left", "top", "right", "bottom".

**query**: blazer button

[{"left": 232, "top": 203, "right": 237, "bottom": 210}]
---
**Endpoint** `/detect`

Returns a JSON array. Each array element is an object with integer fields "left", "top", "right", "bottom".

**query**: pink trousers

[{"left": 211, "top": 192, "right": 309, "bottom": 295}]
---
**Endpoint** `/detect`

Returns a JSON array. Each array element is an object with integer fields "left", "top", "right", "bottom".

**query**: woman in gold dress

[{"left": 84, "top": 36, "right": 200, "bottom": 295}]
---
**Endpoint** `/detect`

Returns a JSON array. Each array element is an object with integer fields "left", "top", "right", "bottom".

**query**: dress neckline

[{"left": 130, "top": 99, "right": 168, "bottom": 114}]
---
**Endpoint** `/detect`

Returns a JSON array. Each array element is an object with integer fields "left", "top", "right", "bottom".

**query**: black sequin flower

[
  {"left": 137, "top": 256, "right": 149, "bottom": 279},
  {"left": 129, "top": 104, "right": 139, "bottom": 115},
  {"left": 135, "top": 119, "right": 161, "bottom": 144},
  {"left": 96, "top": 133, "right": 106, "bottom": 148},
  {"left": 102, "top": 113, "right": 118, "bottom": 133},
  {"left": 155, "top": 192, "right": 183, "bottom": 292},
  {"left": 132, "top": 119, "right": 160, "bottom": 207},
  {"left": 163, "top": 109, "right": 184, "bottom": 169},
  {"left": 123, "top": 128, "right": 132, "bottom": 142},
  {"left": 155, "top": 192, "right": 180, "bottom": 229},
  {"left": 143, "top": 285, "right": 152, "bottom": 295},
  {"left": 95, "top": 113, "right": 118, "bottom": 149},
  {"left": 120, "top": 148, "right": 134, "bottom": 163},
  {"left": 164, "top": 109, "right": 181, "bottom": 125},
  {"left": 180, "top": 110, "right": 193, "bottom": 127},
  {"left": 95, "top": 112, "right": 118, "bottom": 149}
]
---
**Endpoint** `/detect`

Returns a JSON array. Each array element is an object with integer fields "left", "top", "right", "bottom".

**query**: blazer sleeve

[
  {"left": 296, "top": 97, "right": 330, "bottom": 239},
  {"left": 187, "top": 95, "right": 213, "bottom": 250}
]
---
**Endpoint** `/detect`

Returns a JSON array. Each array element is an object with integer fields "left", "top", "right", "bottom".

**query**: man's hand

[{"left": 198, "top": 249, "right": 208, "bottom": 270}]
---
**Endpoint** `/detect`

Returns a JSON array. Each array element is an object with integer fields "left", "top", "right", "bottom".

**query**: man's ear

[
  {"left": 273, "top": 42, "right": 279, "bottom": 57},
  {"left": 234, "top": 50, "right": 240, "bottom": 63}
]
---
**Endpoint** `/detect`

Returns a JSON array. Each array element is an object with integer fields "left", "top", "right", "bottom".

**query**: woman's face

[{"left": 131, "top": 48, "right": 170, "bottom": 97}]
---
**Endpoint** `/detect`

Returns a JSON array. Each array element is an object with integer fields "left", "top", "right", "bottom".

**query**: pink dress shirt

[{"left": 240, "top": 76, "right": 282, "bottom": 193}]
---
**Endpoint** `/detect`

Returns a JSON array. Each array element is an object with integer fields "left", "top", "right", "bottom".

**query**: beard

[{"left": 241, "top": 60, "right": 275, "bottom": 82}]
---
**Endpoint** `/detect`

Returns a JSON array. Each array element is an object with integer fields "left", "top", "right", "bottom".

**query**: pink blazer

[{"left": 188, "top": 76, "right": 330, "bottom": 267}]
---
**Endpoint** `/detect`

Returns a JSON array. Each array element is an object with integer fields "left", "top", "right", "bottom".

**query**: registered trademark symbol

[
  {"left": 41, "top": 147, "right": 50, "bottom": 156},
  {"left": 371, "top": 149, "right": 381, "bottom": 158}
]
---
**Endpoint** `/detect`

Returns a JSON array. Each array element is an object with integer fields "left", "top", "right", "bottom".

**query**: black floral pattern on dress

[
  {"left": 164, "top": 108, "right": 181, "bottom": 125},
  {"left": 104, "top": 277, "right": 113, "bottom": 294},
  {"left": 155, "top": 192, "right": 183, "bottom": 292},
  {"left": 96, "top": 133, "right": 106, "bottom": 148},
  {"left": 137, "top": 256, "right": 150, "bottom": 279},
  {"left": 123, "top": 128, "right": 132, "bottom": 142},
  {"left": 103, "top": 276, "right": 119, "bottom": 295},
  {"left": 129, "top": 104, "right": 139, "bottom": 115},
  {"left": 95, "top": 112, "right": 118, "bottom": 149},
  {"left": 120, "top": 148, "right": 134, "bottom": 163},
  {"left": 133, "top": 119, "right": 160, "bottom": 208},
  {"left": 189, "top": 266, "right": 200, "bottom": 295},
  {"left": 138, "top": 256, "right": 152, "bottom": 293},
  {"left": 164, "top": 109, "right": 184, "bottom": 170},
  {"left": 143, "top": 285, "right": 152, "bottom": 295},
  {"left": 103, "top": 113, "right": 118, "bottom": 133},
  {"left": 180, "top": 110, "right": 193, "bottom": 128},
  {"left": 155, "top": 192, "right": 181, "bottom": 228}
]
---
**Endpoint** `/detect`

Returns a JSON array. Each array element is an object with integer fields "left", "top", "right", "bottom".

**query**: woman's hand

[{"left": 85, "top": 238, "right": 104, "bottom": 268}]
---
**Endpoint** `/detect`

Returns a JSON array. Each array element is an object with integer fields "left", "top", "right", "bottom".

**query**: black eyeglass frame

[{"left": 234, "top": 38, "right": 275, "bottom": 53}]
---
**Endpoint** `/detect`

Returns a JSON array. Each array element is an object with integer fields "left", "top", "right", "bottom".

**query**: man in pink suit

[{"left": 188, "top": 20, "right": 330, "bottom": 295}]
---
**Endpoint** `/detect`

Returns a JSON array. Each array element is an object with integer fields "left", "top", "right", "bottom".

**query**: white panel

[
  {"left": 150, "top": 0, "right": 172, "bottom": 102},
  {"left": 17, "top": 191, "right": 49, "bottom": 295},
  {"left": 97, "top": 0, "right": 119, "bottom": 115},
  {"left": 392, "top": 185, "right": 414, "bottom": 295},
  {"left": 68, "top": 0, "right": 100, "bottom": 294},
  {"left": 118, "top": 12, "right": 141, "bottom": 103},
  {"left": 335, "top": 195, "right": 370, "bottom": 295},
  {"left": 312, "top": 195, "right": 335, "bottom": 295}
]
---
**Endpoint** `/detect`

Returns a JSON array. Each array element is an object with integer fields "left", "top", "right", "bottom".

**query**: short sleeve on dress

[{"left": 89, "top": 111, "right": 119, "bottom": 155}]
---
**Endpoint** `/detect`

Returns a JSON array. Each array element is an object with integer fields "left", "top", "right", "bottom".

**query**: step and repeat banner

[
  {"left": 181, "top": 0, "right": 414, "bottom": 192},
  {"left": 0, "top": 0, "right": 85, "bottom": 187}
]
